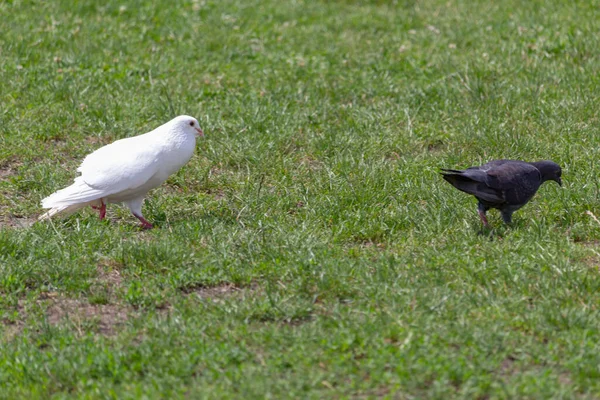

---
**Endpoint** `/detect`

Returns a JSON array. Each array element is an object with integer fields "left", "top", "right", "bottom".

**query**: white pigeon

[{"left": 39, "top": 115, "right": 204, "bottom": 229}]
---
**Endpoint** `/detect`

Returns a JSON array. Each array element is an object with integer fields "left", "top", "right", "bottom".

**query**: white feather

[{"left": 41, "top": 176, "right": 106, "bottom": 208}]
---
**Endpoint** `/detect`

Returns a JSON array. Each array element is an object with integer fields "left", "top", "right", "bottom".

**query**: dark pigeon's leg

[
  {"left": 477, "top": 203, "right": 490, "bottom": 227},
  {"left": 500, "top": 210, "right": 513, "bottom": 224}
]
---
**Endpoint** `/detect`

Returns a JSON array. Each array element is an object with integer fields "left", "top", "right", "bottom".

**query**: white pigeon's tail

[
  {"left": 38, "top": 203, "right": 88, "bottom": 221},
  {"left": 39, "top": 177, "right": 105, "bottom": 221}
]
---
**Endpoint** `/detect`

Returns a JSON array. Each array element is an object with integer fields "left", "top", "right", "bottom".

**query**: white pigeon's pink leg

[
  {"left": 91, "top": 201, "right": 107, "bottom": 220},
  {"left": 133, "top": 213, "right": 153, "bottom": 230},
  {"left": 125, "top": 196, "right": 152, "bottom": 229}
]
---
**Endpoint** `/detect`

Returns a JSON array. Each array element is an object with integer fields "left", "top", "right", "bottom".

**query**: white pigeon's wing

[{"left": 77, "top": 135, "right": 161, "bottom": 194}]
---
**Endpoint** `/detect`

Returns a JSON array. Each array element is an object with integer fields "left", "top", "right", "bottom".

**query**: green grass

[{"left": 2, "top": 0, "right": 600, "bottom": 397}]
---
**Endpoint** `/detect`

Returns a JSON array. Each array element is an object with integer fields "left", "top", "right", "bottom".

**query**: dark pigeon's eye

[{"left": 189, "top": 121, "right": 194, "bottom": 126}]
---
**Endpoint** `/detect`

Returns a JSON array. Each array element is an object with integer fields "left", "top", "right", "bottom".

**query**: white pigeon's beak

[{"left": 195, "top": 127, "right": 204, "bottom": 137}]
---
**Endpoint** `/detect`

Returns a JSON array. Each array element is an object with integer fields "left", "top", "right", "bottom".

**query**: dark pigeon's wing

[
  {"left": 484, "top": 162, "right": 542, "bottom": 205},
  {"left": 441, "top": 168, "right": 505, "bottom": 204},
  {"left": 475, "top": 159, "right": 513, "bottom": 171}
]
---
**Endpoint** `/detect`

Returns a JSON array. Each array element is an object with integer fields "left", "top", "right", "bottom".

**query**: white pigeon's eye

[{"left": 189, "top": 121, "right": 194, "bottom": 126}]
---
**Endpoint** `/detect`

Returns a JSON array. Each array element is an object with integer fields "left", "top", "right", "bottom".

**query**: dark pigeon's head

[{"left": 532, "top": 160, "right": 562, "bottom": 186}]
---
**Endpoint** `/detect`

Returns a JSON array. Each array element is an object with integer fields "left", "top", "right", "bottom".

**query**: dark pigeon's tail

[
  {"left": 440, "top": 168, "right": 465, "bottom": 174},
  {"left": 440, "top": 169, "right": 470, "bottom": 186},
  {"left": 440, "top": 167, "right": 504, "bottom": 204},
  {"left": 440, "top": 168, "right": 473, "bottom": 191}
]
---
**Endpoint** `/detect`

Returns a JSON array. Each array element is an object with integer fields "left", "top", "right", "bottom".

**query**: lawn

[{"left": 2, "top": 0, "right": 600, "bottom": 398}]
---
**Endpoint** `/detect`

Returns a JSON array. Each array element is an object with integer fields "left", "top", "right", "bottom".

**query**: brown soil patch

[
  {"left": 96, "top": 260, "right": 124, "bottom": 287},
  {"left": 351, "top": 387, "right": 392, "bottom": 399},
  {"left": 184, "top": 282, "right": 242, "bottom": 298},
  {"left": 570, "top": 239, "right": 600, "bottom": 270},
  {"left": 0, "top": 215, "right": 36, "bottom": 229},
  {"left": 2, "top": 323, "right": 23, "bottom": 341},
  {"left": 426, "top": 139, "right": 446, "bottom": 153},
  {"left": 385, "top": 151, "right": 401, "bottom": 161},
  {"left": 581, "top": 255, "right": 600, "bottom": 270},
  {"left": 46, "top": 297, "right": 130, "bottom": 336},
  {"left": 575, "top": 239, "right": 600, "bottom": 247},
  {"left": 499, "top": 355, "right": 518, "bottom": 376},
  {"left": 1, "top": 300, "right": 26, "bottom": 341},
  {"left": 182, "top": 282, "right": 259, "bottom": 300},
  {"left": 498, "top": 355, "right": 572, "bottom": 386},
  {"left": 208, "top": 189, "right": 226, "bottom": 201},
  {"left": 3, "top": 295, "right": 132, "bottom": 338},
  {"left": 0, "top": 158, "right": 22, "bottom": 179}
]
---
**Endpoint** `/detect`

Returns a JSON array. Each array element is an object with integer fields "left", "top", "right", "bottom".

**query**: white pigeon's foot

[{"left": 133, "top": 213, "right": 153, "bottom": 230}]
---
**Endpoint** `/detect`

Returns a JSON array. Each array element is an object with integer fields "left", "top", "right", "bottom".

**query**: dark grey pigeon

[{"left": 441, "top": 160, "right": 562, "bottom": 226}]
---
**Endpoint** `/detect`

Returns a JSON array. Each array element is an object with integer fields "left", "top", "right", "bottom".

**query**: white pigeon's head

[{"left": 170, "top": 115, "right": 204, "bottom": 138}]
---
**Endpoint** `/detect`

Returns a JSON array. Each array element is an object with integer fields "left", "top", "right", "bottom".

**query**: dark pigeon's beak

[
  {"left": 556, "top": 177, "right": 562, "bottom": 186},
  {"left": 195, "top": 127, "right": 204, "bottom": 137}
]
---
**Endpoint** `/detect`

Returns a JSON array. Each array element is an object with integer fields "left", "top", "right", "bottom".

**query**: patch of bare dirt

[
  {"left": 497, "top": 355, "right": 572, "bottom": 387},
  {"left": 207, "top": 188, "right": 226, "bottom": 201},
  {"left": 96, "top": 260, "right": 124, "bottom": 287},
  {"left": 351, "top": 386, "right": 392, "bottom": 399},
  {"left": 385, "top": 151, "right": 401, "bottom": 161},
  {"left": 183, "top": 282, "right": 241, "bottom": 298},
  {"left": 0, "top": 158, "right": 22, "bottom": 179},
  {"left": 425, "top": 139, "right": 446, "bottom": 153},
  {"left": 41, "top": 139, "right": 70, "bottom": 155},
  {"left": 2, "top": 323, "right": 23, "bottom": 341},
  {"left": 581, "top": 255, "right": 600, "bottom": 270},
  {"left": 287, "top": 200, "right": 305, "bottom": 215},
  {"left": 499, "top": 355, "right": 518, "bottom": 376},
  {"left": 1, "top": 300, "right": 26, "bottom": 340},
  {"left": 3, "top": 294, "right": 133, "bottom": 338},
  {"left": 45, "top": 297, "right": 130, "bottom": 336},
  {"left": 0, "top": 215, "right": 36, "bottom": 229},
  {"left": 575, "top": 239, "right": 600, "bottom": 247},
  {"left": 182, "top": 282, "right": 259, "bottom": 301}
]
